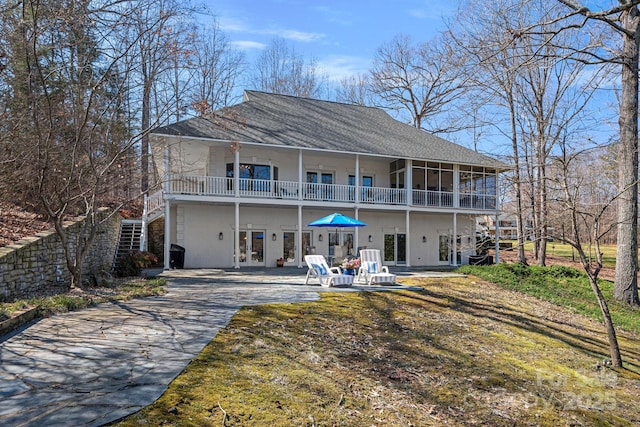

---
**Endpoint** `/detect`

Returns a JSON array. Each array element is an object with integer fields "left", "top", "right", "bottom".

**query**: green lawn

[
  {"left": 459, "top": 263, "right": 640, "bottom": 333},
  {"left": 113, "top": 272, "right": 640, "bottom": 427},
  {"left": 0, "top": 277, "right": 166, "bottom": 320},
  {"left": 505, "top": 241, "right": 619, "bottom": 267}
]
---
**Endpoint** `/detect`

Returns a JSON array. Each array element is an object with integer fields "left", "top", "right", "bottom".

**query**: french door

[
  {"left": 237, "top": 231, "right": 265, "bottom": 266},
  {"left": 384, "top": 233, "right": 406, "bottom": 265},
  {"left": 328, "top": 231, "right": 354, "bottom": 264},
  {"left": 439, "top": 233, "right": 461, "bottom": 266}
]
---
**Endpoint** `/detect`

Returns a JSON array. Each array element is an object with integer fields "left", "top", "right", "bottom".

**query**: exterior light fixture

[
  {"left": 272, "top": 233, "right": 277, "bottom": 241},
  {"left": 368, "top": 235, "right": 373, "bottom": 242},
  {"left": 422, "top": 236, "right": 427, "bottom": 243},
  {"left": 318, "top": 234, "right": 323, "bottom": 242},
  {"left": 219, "top": 232, "right": 223, "bottom": 240}
]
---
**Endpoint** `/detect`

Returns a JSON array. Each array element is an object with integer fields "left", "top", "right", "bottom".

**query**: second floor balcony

[{"left": 167, "top": 174, "right": 497, "bottom": 210}]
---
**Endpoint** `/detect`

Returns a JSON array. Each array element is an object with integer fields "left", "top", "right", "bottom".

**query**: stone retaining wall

[{"left": 0, "top": 210, "right": 122, "bottom": 302}]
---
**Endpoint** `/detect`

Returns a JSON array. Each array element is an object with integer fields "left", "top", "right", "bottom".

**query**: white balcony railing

[
  {"left": 146, "top": 190, "right": 165, "bottom": 215},
  {"left": 167, "top": 175, "right": 497, "bottom": 210}
]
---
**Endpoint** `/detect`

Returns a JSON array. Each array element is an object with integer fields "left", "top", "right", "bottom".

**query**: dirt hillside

[{"left": 0, "top": 201, "right": 51, "bottom": 248}]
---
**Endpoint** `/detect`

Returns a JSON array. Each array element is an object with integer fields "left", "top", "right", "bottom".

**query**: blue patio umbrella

[
  {"left": 308, "top": 213, "right": 367, "bottom": 264},
  {"left": 307, "top": 212, "right": 367, "bottom": 228}
]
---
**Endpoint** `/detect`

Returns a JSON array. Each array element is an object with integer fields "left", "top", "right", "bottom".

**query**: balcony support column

[
  {"left": 406, "top": 160, "right": 413, "bottom": 206},
  {"left": 494, "top": 213, "right": 500, "bottom": 264},
  {"left": 163, "top": 137, "right": 170, "bottom": 194},
  {"left": 298, "top": 150, "right": 303, "bottom": 200},
  {"left": 163, "top": 199, "right": 171, "bottom": 270},
  {"left": 234, "top": 147, "right": 240, "bottom": 198},
  {"left": 452, "top": 212, "right": 458, "bottom": 267},
  {"left": 234, "top": 202, "right": 240, "bottom": 269},
  {"left": 453, "top": 164, "right": 460, "bottom": 208},
  {"left": 298, "top": 205, "right": 303, "bottom": 268},
  {"left": 354, "top": 207, "right": 360, "bottom": 251},
  {"left": 405, "top": 210, "right": 411, "bottom": 267},
  {"left": 355, "top": 154, "right": 360, "bottom": 203}
]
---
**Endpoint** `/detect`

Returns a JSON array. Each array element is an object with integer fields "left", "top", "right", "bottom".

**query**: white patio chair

[
  {"left": 357, "top": 249, "right": 396, "bottom": 285},
  {"left": 304, "top": 254, "right": 354, "bottom": 287}
]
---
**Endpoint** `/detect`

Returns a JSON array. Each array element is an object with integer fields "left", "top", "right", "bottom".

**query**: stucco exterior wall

[
  {"left": 200, "top": 142, "right": 393, "bottom": 188},
  {"left": 170, "top": 203, "right": 476, "bottom": 269}
]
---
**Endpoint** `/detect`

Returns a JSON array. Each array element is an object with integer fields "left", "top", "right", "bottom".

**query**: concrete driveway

[{"left": 0, "top": 268, "right": 436, "bottom": 426}]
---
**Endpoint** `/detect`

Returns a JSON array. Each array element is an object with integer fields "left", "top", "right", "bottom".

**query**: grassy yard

[
  {"left": 458, "top": 264, "right": 640, "bottom": 333},
  {"left": 0, "top": 277, "right": 166, "bottom": 321},
  {"left": 113, "top": 273, "right": 640, "bottom": 427},
  {"left": 508, "top": 241, "right": 619, "bottom": 267}
]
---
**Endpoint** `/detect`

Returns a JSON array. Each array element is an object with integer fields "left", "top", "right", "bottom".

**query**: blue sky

[{"left": 203, "top": 0, "right": 458, "bottom": 82}]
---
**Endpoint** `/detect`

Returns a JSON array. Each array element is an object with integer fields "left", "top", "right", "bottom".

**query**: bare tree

[
  {"left": 451, "top": 0, "right": 532, "bottom": 264},
  {"left": 532, "top": 0, "right": 640, "bottom": 305},
  {"left": 516, "top": 30, "right": 605, "bottom": 266},
  {"left": 131, "top": 0, "right": 195, "bottom": 194},
  {"left": 370, "top": 34, "right": 466, "bottom": 133},
  {"left": 189, "top": 21, "right": 246, "bottom": 114},
  {"left": 551, "top": 141, "right": 623, "bottom": 367},
  {"left": 0, "top": 0, "right": 177, "bottom": 288},
  {"left": 252, "top": 37, "right": 327, "bottom": 98},
  {"left": 334, "top": 73, "right": 373, "bottom": 106},
  {"left": 454, "top": 0, "right": 607, "bottom": 267}
]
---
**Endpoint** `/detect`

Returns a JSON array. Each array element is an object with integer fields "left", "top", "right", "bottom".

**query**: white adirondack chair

[
  {"left": 357, "top": 249, "right": 396, "bottom": 285},
  {"left": 304, "top": 255, "right": 354, "bottom": 287}
]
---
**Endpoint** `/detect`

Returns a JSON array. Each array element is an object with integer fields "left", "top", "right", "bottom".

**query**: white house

[{"left": 145, "top": 91, "right": 508, "bottom": 270}]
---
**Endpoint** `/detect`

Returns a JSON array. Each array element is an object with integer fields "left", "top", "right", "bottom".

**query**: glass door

[
  {"left": 442, "top": 233, "right": 461, "bottom": 266},
  {"left": 384, "top": 233, "right": 406, "bottom": 265},
  {"left": 302, "top": 232, "right": 312, "bottom": 258},
  {"left": 328, "top": 231, "right": 354, "bottom": 265},
  {"left": 237, "top": 231, "right": 265, "bottom": 266},
  {"left": 439, "top": 234, "right": 449, "bottom": 264},
  {"left": 282, "top": 232, "right": 296, "bottom": 263}
]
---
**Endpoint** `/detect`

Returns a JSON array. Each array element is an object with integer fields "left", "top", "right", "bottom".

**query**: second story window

[
  {"left": 226, "top": 163, "right": 273, "bottom": 180},
  {"left": 389, "top": 160, "right": 405, "bottom": 189},
  {"left": 348, "top": 175, "right": 373, "bottom": 186},
  {"left": 306, "top": 171, "right": 333, "bottom": 184},
  {"left": 226, "top": 163, "right": 278, "bottom": 191}
]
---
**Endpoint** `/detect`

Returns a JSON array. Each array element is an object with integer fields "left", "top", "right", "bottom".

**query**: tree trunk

[
  {"left": 614, "top": 6, "right": 640, "bottom": 307},
  {"left": 537, "top": 145, "right": 547, "bottom": 266},
  {"left": 589, "top": 275, "right": 623, "bottom": 367},
  {"left": 509, "top": 92, "right": 528, "bottom": 265}
]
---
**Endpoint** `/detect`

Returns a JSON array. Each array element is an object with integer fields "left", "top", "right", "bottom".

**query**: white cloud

[
  {"left": 408, "top": 9, "right": 430, "bottom": 19},
  {"left": 317, "top": 55, "right": 371, "bottom": 82},
  {"left": 230, "top": 40, "right": 267, "bottom": 50},
  {"left": 217, "top": 16, "right": 324, "bottom": 43},
  {"left": 218, "top": 16, "right": 250, "bottom": 32},
  {"left": 277, "top": 29, "right": 324, "bottom": 42}
]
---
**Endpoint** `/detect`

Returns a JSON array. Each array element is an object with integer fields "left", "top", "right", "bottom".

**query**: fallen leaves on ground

[{"left": 0, "top": 201, "right": 51, "bottom": 247}]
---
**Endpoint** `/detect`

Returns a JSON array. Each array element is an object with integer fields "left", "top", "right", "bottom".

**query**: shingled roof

[{"left": 153, "top": 90, "right": 508, "bottom": 169}]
